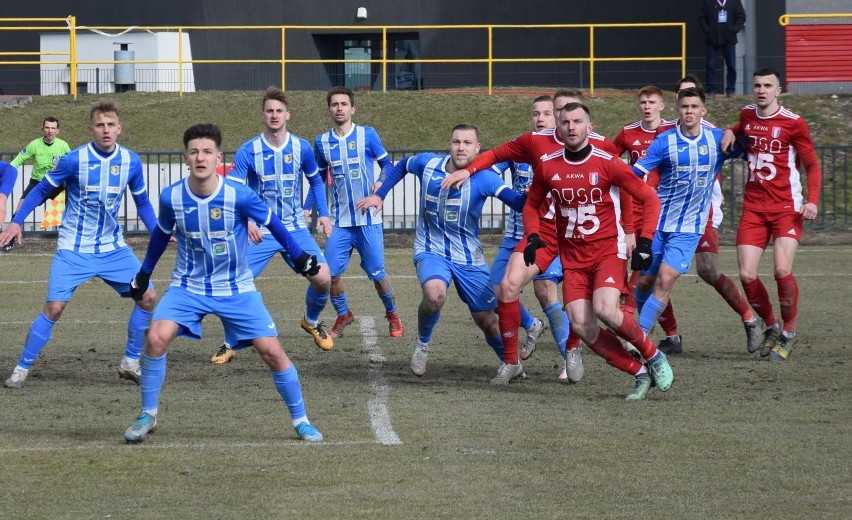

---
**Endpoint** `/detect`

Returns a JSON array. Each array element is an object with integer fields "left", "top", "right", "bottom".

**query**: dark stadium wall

[{"left": 2, "top": 0, "right": 785, "bottom": 93}]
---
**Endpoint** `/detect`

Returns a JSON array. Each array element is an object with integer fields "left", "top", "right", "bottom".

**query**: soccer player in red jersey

[
  {"left": 525, "top": 102, "right": 673, "bottom": 399},
  {"left": 721, "top": 67, "right": 822, "bottom": 361},
  {"left": 440, "top": 89, "right": 624, "bottom": 383}
]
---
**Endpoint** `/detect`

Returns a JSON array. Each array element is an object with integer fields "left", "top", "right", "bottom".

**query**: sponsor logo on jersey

[
  {"left": 678, "top": 146, "right": 688, "bottom": 152},
  {"left": 284, "top": 154, "right": 292, "bottom": 164},
  {"left": 445, "top": 210, "right": 459, "bottom": 221},
  {"left": 348, "top": 157, "right": 361, "bottom": 165},
  {"left": 86, "top": 185, "right": 100, "bottom": 192},
  {"left": 349, "top": 168, "right": 362, "bottom": 179},
  {"left": 445, "top": 198, "right": 461, "bottom": 206},
  {"left": 700, "top": 241, "right": 710, "bottom": 248},
  {"left": 84, "top": 199, "right": 101, "bottom": 206},
  {"left": 425, "top": 194, "right": 440, "bottom": 203},
  {"left": 210, "top": 208, "right": 222, "bottom": 220},
  {"left": 632, "top": 139, "right": 641, "bottom": 146},
  {"left": 551, "top": 173, "right": 561, "bottom": 181},
  {"left": 88, "top": 164, "right": 100, "bottom": 171},
  {"left": 261, "top": 175, "right": 276, "bottom": 182},
  {"left": 696, "top": 178, "right": 707, "bottom": 187},
  {"left": 283, "top": 187, "right": 294, "bottom": 197},
  {"left": 107, "top": 186, "right": 121, "bottom": 194},
  {"left": 280, "top": 174, "right": 296, "bottom": 181},
  {"left": 208, "top": 230, "right": 227, "bottom": 239},
  {"left": 788, "top": 228, "right": 797, "bottom": 235},
  {"left": 184, "top": 207, "right": 197, "bottom": 214},
  {"left": 329, "top": 143, "right": 339, "bottom": 150},
  {"left": 111, "top": 165, "right": 120, "bottom": 175},
  {"left": 263, "top": 154, "right": 274, "bottom": 160},
  {"left": 212, "top": 243, "right": 227, "bottom": 256},
  {"left": 605, "top": 276, "right": 615, "bottom": 283},
  {"left": 185, "top": 231, "right": 203, "bottom": 239},
  {"left": 698, "top": 145, "right": 708, "bottom": 156}
]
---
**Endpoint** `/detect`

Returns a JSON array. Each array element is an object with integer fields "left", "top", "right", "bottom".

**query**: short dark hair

[
  {"left": 560, "top": 102, "right": 590, "bottom": 119},
  {"left": 676, "top": 87, "right": 706, "bottom": 104},
  {"left": 675, "top": 74, "right": 704, "bottom": 93},
  {"left": 183, "top": 123, "right": 222, "bottom": 149},
  {"left": 90, "top": 100, "right": 119, "bottom": 123},
  {"left": 451, "top": 123, "right": 480, "bottom": 142},
  {"left": 532, "top": 95, "right": 552, "bottom": 104},
  {"left": 263, "top": 86, "right": 290, "bottom": 110},
  {"left": 43, "top": 117, "right": 59, "bottom": 127},
  {"left": 753, "top": 67, "right": 782, "bottom": 83},
  {"left": 326, "top": 86, "right": 355, "bottom": 107}
]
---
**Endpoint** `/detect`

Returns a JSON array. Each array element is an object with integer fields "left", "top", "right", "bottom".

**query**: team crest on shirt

[
  {"left": 52, "top": 155, "right": 61, "bottom": 165},
  {"left": 698, "top": 145, "right": 708, "bottom": 156},
  {"left": 348, "top": 141, "right": 356, "bottom": 150},
  {"left": 111, "top": 165, "right": 120, "bottom": 175},
  {"left": 284, "top": 154, "right": 292, "bottom": 164},
  {"left": 589, "top": 173, "right": 599, "bottom": 185},
  {"left": 210, "top": 208, "right": 222, "bottom": 220},
  {"left": 772, "top": 127, "right": 782, "bottom": 138}
]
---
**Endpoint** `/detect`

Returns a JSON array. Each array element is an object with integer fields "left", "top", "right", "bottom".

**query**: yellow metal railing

[
  {"left": 0, "top": 18, "right": 686, "bottom": 99},
  {"left": 779, "top": 13, "right": 852, "bottom": 25}
]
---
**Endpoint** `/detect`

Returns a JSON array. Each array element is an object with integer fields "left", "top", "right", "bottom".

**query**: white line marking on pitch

[
  {"left": 0, "top": 439, "right": 377, "bottom": 454},
  {"left": 359, "top": 316, "right": 402, "bottom": 446}
]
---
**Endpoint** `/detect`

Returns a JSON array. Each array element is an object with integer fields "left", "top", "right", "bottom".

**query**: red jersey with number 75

[
  {"left": 730, "top": 104, "right": 821, "bottom": 214},
  {"left": 523, "top": 146, "right": 659, "bottom": 268}
]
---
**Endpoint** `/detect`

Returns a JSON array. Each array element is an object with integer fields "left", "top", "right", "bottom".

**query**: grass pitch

[{"left": 0, "top": 241, "right": 849, "bottom": 519}]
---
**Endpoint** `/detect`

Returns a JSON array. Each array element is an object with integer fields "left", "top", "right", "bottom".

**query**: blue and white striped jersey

[
  {"left": 314, "top": 124, "right": 389, "bottom": 228},
  {"left": 157, "top": 176, "right": 273, "bottom": 297},
  {"left": 44, "top": 143, "right": 147, "bottom": 253},
  {"left": 634, "top": 125, "right": 729, "bottom": 234},
  {"left": 229, "top": 132, "right": 322, "bottom": 233},
  {"left": 491, "top": 160, "right": 533, "bottom": 240},
  {"left": 381, "top": 153, "right": 514, "bottom": 266}
]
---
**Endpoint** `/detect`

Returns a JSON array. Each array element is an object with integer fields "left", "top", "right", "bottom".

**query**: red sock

[
  {"left": 588, "top": 328, "right": 643, "bottom": 375},
  {"left": 623, "top": 270, "right": 640, "bottom": 314},
  {"left": 776, "top": 273, "right": 799, "bottom": 333},
  {"left": 566, "top": 330, "right": 581, "bottom": 350},
  {"left": 713, "top": 273, "right": 751, "bottom": 320},
  {"left": 657, "top": 300, "right": 678, "bottom": 336},
  {"left": 742, "top": 278, "right": 777, "bottom": 328},
  {"left": 497, "top": 299, "right": 520, "bottom": 364},
  {"left": 614, "top": 311, "right": 657, "bottom": 360}
]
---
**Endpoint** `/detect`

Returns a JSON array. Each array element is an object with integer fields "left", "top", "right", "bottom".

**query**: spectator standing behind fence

[{"left": 699, "top": 0, "right": 746, "bottom": 98}]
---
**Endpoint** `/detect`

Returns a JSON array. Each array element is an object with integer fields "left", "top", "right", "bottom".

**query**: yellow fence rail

[
  {"left": 779, "top": 13, "right": 852, "bottom": 25},
  {"left": 0, "top": 17, "right": 686, "bottom": 98}
]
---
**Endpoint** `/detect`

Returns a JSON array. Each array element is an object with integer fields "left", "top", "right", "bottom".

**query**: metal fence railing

[{"left": 2, "top": 146, "right": 849, "bottom": 235}]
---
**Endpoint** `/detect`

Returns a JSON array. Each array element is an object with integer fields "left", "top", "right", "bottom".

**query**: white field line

[
  {"left": 359, "top": 315, "right": 403, "bottom": 446},
  {"left": 0, "top": 439, "right": 377, "bottom": 454}
]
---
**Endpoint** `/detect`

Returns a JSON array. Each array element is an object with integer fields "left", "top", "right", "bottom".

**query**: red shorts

[
  {"left": 562, "top": 255, "right": 627, "bottom": 303},
  {"left": 694, "top": 222, "right": 719, "bottom": 254},
  {"left": 736, "top": 209, "right": 803, "bottom": 248},
  {"left": 514, "top": 219, "right": 559, "bottom": 273}
]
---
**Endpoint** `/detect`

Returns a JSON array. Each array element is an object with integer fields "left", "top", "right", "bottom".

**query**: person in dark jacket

[{"left": 699, "top": 0, "right": 747, "bottom": 97}]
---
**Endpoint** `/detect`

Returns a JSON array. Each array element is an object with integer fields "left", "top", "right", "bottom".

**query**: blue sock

[
  {"left": 140, "top": 352, "right": 167, "bottom": 413},
  {"left": 544, "top": 302, "right": 569, "bottom": 357},
  {"left": 304, "top": 285, "right": 329, "bottom": 324},
  {"left": 331, "top": 293, "right": 349, "bottom": 316},
  {"left": 485, "top": 334, "right": 504, "bottom": 360},
  {"left": 378, "top": 287, "right": 396, "bottom": 313},
  {"left": 519, "top": 304, "right": 535, "bottom": 330},
  {"left": 18, "top": 313, "right": 56, "bottom": 369},
  {"left": 272, "top": 364, "right": 307, "bottom": 424},
  {"left": 125, "top": 306, "right": 152, "bottom": 361},
  {"left": 635, "top": 287, "right": 653, "bottom": 314},
  {"left": 417, "top": 305, "right": 441, "bottom": 344},
  {"left": 638, "top": 295, "right": 666, "bottom": 334}
]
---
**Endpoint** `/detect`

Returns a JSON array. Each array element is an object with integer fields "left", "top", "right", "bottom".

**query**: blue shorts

[
  {"left": 248, "top": 229, "right": 326, "bottom": 277},
  {"left": 325, "top": 223, "right": 386, "bottom": 280},
  {"left": 47, "top": 248, "right": 150, "bottom": 302},
  {"left": 643, "top": 230, "right": 702, "bottom": 276},
  {"left": 415, "top": 252, "right": 497, "bottom": 313},
  {"left": 490, "top": 236, "right": 563, "bottom": 286},
  {"left": 152, "top": 286, "right": 277, "bottom": 350}
]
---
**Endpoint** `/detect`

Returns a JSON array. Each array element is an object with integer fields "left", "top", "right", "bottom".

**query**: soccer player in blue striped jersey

[
  {"left": 309, "top": 86, "right": 404, "bottom": 340},
  {"left": 0, "top": 101, "right": 158, "bottom": 389},
  {"left": 219, "top": 86, "right": 334, "bottom": 359},
  {"left": 123, "top": 123, "right": 324, "bottom": 444},
  {"left": 489, "top": 95, "right": 570, "bottom": 374},
  {"left": 356, "top": 124, "right": 526, "bottom": 383},
  {"left": 632, "top": 88, "right": 742, "bottom": 335}
]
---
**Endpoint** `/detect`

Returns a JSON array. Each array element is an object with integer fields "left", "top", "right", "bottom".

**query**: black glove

[
  {"left": 631, "top": 237, "right": 653, "bottom": 272},
  {"left": 523, "top": 233, "right": 545, "bottom": 266},
  {"left": 129, "top": 270, "right": 151, "bottom": 301},
  {"left": 295, "top": 251, "right": 320, "bottom": 277},
  {"left": 735, "top": 134, "right": 751, "bottom": 151}
]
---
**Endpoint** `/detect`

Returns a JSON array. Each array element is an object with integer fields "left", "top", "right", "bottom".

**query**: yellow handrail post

[
  {"left": 588, "top": 26, "right": 594, "bottom": 96},
  {"left": 487, "top": 26, "right": 493, "bottom": 95},
  {"left": 178, "top": 27, "right": 184, "bottom": 96},
  {"left": 681, "top": 23, "right": 686, "bottom": 79},
  {"left": 68, "top": 15, "right": 77, "bottom": 99},
  {"left": 281, "top": 27, "right": 286, "bottom": 91},
  {"left": 382, "top": 27, "right": 387, "bottom": 93}
]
